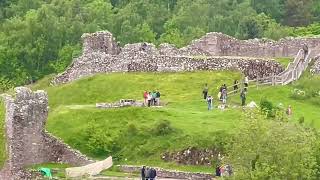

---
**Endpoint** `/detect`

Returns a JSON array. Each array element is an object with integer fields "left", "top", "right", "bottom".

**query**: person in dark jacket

[
  {"left": 141, "top": 166, "right": 146, "bottom": 180},
  {"left": 145, "top": 167, "right": 151, "bottom": 180},
  {"left": 149, "top": 168, "right": 157, "bottom": 180},
  {"left": 203, "top": 83, "right": 208, "bottom": 100}
]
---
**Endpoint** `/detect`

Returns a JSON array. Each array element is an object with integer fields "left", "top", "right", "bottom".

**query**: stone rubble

[{"left": 162, "top": 147, "right": 219, "bottom": 166}]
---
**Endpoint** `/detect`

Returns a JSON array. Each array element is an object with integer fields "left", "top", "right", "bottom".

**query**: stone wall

[
  {"left": 53, "top": 31, "right": 320, "bottom": 85},
  {"left": 189, "top": 32, "right": 320, "bottom": 57},
  {"left": 119, "top": 165, "right": 214, "bottom": 180},
  {"left": 311, "top": 55, "right": 320, "bottom": 74},
  {"left": 0, "top": 87, "right": 93, "bottom": 180}
]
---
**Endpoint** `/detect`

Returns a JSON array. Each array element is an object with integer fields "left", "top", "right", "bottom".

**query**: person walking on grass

[
  {"left": 147, "top": 92, "right": 152, "bottom": 107},
  {"left": 152, "top": 91, "right": 157, "bottom": 105},
  {"left": 207, "top": 95, "right": 213, "bottom": 110},
  {"left": 233, "top": 80, "right": 239, "bottom": 93},
  {"left": 143, "top": 91, "right": 148, "bottom": 106},
  {"left": 244, "top": 76, "right": 249, "bottom": 90},
  {"left": 156, "top": 90, "right": 161, "bottom": 106},
  {"left": 240, "top": 89, "right": 246, "bottom": 106},
  {"left": 203, "top": 83, "right": 209, "bottom": 100},
  {"left": 222, "top": 88, "right": 227, "bottom": 104}
]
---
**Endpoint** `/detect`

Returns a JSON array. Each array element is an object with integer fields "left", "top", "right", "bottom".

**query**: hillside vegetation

[{"left": 25, "top": 71, "right": 319, "bottom": 170}]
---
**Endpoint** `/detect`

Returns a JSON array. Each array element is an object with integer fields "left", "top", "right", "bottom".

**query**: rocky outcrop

[
  {"left": 53, "top": 31, "right": 320, "bottom": 85},
  {"left": 0, "top": 87, "right": 93, "bottom": 180},
  {"left": 162, "top": 147, "right": 219, "bottom": 166}
]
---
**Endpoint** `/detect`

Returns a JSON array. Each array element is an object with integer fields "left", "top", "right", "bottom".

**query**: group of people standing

[
  {"left": 143, "top": 91, "right": 161, "bottom": 107},
  {"left": 141, "top": 166, "right": 157, "bottom": 180},
  {"left": 203, "top": 76, "right": 249, "bottom": 110}
]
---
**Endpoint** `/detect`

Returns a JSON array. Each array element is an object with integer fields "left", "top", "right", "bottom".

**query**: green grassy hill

[{"left": 0, "top": 70, "right": 319, "bottom": 172}]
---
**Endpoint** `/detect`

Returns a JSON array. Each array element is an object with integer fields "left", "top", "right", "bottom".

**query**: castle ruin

[
  {"left": 0, "top": 87, "right": 93, "bottom": 180},
  {"left": 52, "top": 31, "right": 320, "bottom": 85}
]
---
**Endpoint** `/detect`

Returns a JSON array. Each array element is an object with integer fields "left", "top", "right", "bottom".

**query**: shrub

[
  {"left": 299, "top": 116, "right": 305, "bottom": 124},
  {"left": 260, "top": 98, "right": 274, "bottom": 118},
  {"left": 152, "top": 120, "right": 175, "bottom": 136}
]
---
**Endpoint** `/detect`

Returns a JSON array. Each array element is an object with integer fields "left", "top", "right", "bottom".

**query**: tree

[
  {"left": 225, "top": 111, "right": 318, "bottom": 179},
  {"left": 283, "top": 0, "right": 313, "bottom": 26}
]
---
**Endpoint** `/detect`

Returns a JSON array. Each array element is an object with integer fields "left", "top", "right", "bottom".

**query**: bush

[
  {"left": 152, "top": 120, "right": 175, "bottom": 136},
  {"left": 299, "top": 116, "right": 305, "bottom": 124},
  {"left": 260, "top": 98, "right": 274, "bottom": 118}
]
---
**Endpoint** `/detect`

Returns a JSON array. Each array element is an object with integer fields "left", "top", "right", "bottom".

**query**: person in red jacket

[{"left": 143, "top": 91, "right": 148, "bottom": 106}]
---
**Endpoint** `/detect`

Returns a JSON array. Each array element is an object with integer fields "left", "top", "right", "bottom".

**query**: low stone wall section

[
  {"left": 0, "top": 87, "right": 93, "bottom": 180},
  {"left": 189, "top": 32, "right": 320, "bottom": 58},
  {"left": 118, "top": 165, "right": 214, "bottom": 180},
  {"left": 53, "top": 54, "right": 283, "bottom": 84}
]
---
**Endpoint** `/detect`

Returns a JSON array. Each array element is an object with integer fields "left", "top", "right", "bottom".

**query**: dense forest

[{"left": 0, "top": 0, "right": 320, "bottom": 90}]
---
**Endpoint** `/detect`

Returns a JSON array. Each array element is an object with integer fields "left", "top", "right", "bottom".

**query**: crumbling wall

[
  {"left": 0, "top": 87, "right": 93, "bottom": 180},
  {"left": 189, "top": 32, "right": 320, "bottom": 57},
  {"left": 311, "top": 55, "right": 320, "bottom": 74},
  {"left": 53, "top": 31, "right": 320, "bottom": 85}
]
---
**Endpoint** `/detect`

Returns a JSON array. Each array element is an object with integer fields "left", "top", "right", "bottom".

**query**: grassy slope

[
  {"left": 0, "top": 70, "right": 318, "bottom": 173},
  {"left": 38, "top": 71, "right": 242, "bottom": 172},
  {"left": 27, "top": 71, "right": 319, "bottom": 172}
]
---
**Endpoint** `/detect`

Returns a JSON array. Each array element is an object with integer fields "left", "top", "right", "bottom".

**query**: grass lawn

[
  {"left": 0, "top": 70, "right": 319, "bottom": 173},
  {"left": 274, "top": 57, "right": 293, "bottom": 67}
]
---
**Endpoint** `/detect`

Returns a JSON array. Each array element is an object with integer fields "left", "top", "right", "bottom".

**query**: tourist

[
  {"left": 207, "top": 95, "right": 213, "bottom": 110},
  {"left": 215, "top": 166, "right": 221, "bottom": 177},
  {"left": 156, "top": 90, "right": 161, "bottom": 106},
  {"left": 145, "top": 167, "right": 151, "bottom": 180},
  {"left": 244, "top": 76, "right": 249, "bottom": 90},
  {"left": 240, "top": 90, "right": 246, "bottom": 106},
  {"left": 222, "top": 88, "right": 227, "bottom": 104},
  {"left": 286, "top": 105, "right": 292, "bottom": 116},
  {"left": 141, "top": 166, "right": 146, "bottom": 180},
  {"left": 149, "top": 168, "right": 157, "bottom": 180},
  {"left": 143, "top": 91, "right": 148, "bottom": 106},
  {"left": 233, "top": 80, "right": 239, "bottom": 93},
  {"left": 303, "top": 43, "right": 308, "bottom": 59},
  {"left": 152, "top": 91, "right": 157, "bottom": 105},
  {"left": 203, "top": 83, "right": 208, "bottom": 100},
  {"left": 147, "top": 92, "right": 152, "bottom": 107}
]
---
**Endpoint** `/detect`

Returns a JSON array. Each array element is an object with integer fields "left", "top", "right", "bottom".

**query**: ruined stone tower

[{"left": 0, "top": 87, "right": 92, "bottom": 180}]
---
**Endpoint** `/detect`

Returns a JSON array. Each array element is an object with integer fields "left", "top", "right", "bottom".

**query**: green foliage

[
  {"left": 1, "top": 0, "right": 320, "bottom": 90},
  {"left": 260, "top": 98, "right": 274, "bottom": 118},
  {"left": 152, "top": 120, "right": 175, "bottom": 136},
  {"left": 225, "top": 111, "right": 318, "bottom": 179}
]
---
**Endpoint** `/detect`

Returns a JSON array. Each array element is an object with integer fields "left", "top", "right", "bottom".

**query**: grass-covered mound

[
  {"left": 27, "top": 71, "right": 320, "bottom": 171},
  {"left": 0, "top": 71, "right": 319, "bottom": 173}
]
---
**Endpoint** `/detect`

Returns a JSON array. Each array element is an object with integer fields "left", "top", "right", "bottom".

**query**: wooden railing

[{"left": 227, "top": 49, "right": 312, "bottom": 96}]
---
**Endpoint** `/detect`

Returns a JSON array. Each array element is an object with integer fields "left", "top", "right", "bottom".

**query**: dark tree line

[{"left": 0, "top": 0, "right": 319, "bottom": 90}]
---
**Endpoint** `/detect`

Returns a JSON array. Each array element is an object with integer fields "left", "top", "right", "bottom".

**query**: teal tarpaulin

[{"left": 39, "top": 167, "right": 52, "bottom": 179}]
